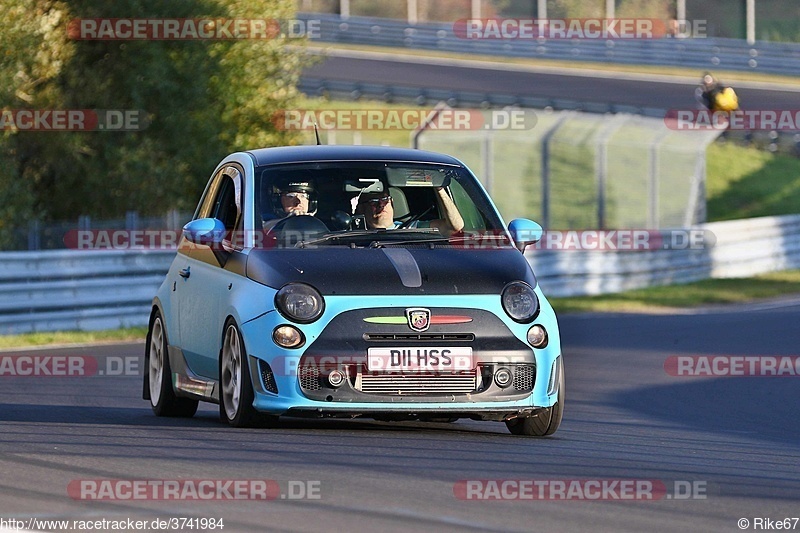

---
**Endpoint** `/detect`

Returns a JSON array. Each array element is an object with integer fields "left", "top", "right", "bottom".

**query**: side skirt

[{"left": 169, "top": 345, "right": 220, "bottom": 404}]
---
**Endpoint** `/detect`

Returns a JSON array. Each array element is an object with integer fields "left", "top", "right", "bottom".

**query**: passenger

[{"left": 356, "top": 187, "right": 464, "bottom": 236}]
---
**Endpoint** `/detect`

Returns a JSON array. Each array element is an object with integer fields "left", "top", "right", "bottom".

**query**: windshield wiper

[
  {"left": 367, "top": 235, "right": 449, "bottom": 248},
  {"left": 295, "top": 230, "right": 374, "bottom": 248},
  {"left": 297, "top": 228, "right": 442, "bottom": 248}
]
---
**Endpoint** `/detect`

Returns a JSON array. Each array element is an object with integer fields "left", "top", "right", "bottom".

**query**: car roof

[{"left": 245, "top": 145, "right": 464, "bottom": 167}]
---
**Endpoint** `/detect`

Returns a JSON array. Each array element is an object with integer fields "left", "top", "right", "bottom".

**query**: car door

[{"left": 178, "top": 166, "right": 245, "bottom": 379}]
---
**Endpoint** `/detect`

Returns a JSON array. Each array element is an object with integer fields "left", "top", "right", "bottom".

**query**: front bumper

[{"left": 238, "top": 293, "right": 561, "bottom": 418}]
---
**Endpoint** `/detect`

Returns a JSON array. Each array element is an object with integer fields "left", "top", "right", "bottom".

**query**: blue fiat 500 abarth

[{"left": 143, "top": 145, "right": 563, "bottom": 436}]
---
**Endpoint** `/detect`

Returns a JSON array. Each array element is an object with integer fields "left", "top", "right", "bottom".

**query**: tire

[
  {"left": 146, "top": 312, "right": 199, "bottom": 418},
  {"left": 219, "top": 320, "right": 262, "bottom": 428},
  {"left": 506, "top": 357, "right": 564, "bottom": 437}
]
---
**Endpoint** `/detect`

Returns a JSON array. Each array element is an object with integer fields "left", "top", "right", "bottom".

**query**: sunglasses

[
  {"left": 282, "top": 191, "right": 309, "bottom": 200},
  {"left": 360, "top": 195, "right": 392, "bottom": 207}
]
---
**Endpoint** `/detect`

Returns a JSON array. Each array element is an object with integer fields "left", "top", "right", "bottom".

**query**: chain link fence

[{"left": 417, "top": 108, "right": 723, "bottom": 229}]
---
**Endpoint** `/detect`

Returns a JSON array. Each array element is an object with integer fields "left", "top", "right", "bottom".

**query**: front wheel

[
  {"left": 146, "top": 312, "right": 198, "bottom": 418},
  {"left": 219, "top": 320, "right": 264, "bottom": 427},
  {"left": 506, "top": 357, "right": 564, "bottom": 436}
]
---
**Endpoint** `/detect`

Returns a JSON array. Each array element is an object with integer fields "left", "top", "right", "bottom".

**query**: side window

[
  {"left": 449, "top": 179, "right": 487, "bottom": 231},
  {"left": 196, "top": 170, "right": 224, "bottom": 220},
  {"left": 205, "top": 167, "right": 243, "bottom": 249},
  {"left": 211, "top": 178, "right": 239, "bottom": 232}
]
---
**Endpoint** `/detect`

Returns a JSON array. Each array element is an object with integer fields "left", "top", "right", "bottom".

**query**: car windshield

[{"left": 254, "top": 161, "right": 511, "bottom": 248}]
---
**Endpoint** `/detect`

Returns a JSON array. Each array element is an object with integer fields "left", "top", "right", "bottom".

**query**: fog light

[
  {"left": 328, "top": 369, "right": 345, "bottom": 387},
  {"left": 495, "top": 367, "right": 513, "bottom": 388},
  {"left": 527, "top": 324, "right": 548, "bottom": 348},
  {"left": 272, "top": 325, "right": 304, "bottom": 349}
]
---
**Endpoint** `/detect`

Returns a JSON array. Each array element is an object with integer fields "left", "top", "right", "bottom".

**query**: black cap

[{"left": 283, "top": 181, "right": 314, "bottom": 194}]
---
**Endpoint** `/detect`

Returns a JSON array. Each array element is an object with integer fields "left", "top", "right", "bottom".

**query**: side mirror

[
  {"left": 508, "top": 218, "right": 543, "bottom": 252},
  {"left": 183, "top": 218, "right": 226, "bottom": 246}
]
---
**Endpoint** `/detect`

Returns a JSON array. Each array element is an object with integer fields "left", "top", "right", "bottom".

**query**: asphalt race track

[
  {"left": 1, "top": 303, "right": 798, "bottom": 532},
  {"left": 301, "top": 52, "right": 800, "bottom": 111}
]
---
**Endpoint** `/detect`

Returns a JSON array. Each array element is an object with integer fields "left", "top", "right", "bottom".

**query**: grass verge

[
  {"left": 549, "top": 269, "right": 800, "bottom": 313},
  {"left": 0, "top": 327, "right": 147, "bottom": 349},
  {"left": 706, "top": 142, "right": 800, "bottom": 221}
]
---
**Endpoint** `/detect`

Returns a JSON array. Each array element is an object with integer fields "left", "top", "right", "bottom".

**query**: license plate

[{"left": 367, "top": 347, "right": 474, "bottom": 372}]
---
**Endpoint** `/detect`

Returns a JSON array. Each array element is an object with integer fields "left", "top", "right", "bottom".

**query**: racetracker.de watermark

[
  {"left": 0, "top": 355, "right": 140, "bottom": 377},
  {"left": 63, "top": 229, "right": 716, "bottom": 251},
  {"left": 453, "top": 479, "right": 708, "bottom": 500},
  {"left": 666, "top": 109, "right": 800, "bottom": 131},
  {"left": 68, "top": 479, "right": 321, "bottom": 500},
  {"left": 665, "top": 356, "right": 800, "bottom": 377},
  {"left": 68, "top": 18, "right": 320, "bottom": 40},
  {"left": 0, "top": 109, "right": 146, "bottom": 132},
  {"left": 273, "top": 109, "right": 536, "bottom": 131},
  {"left": 524, "top": 229, "right": 714, "bottom": 251},
  {"left": 452, "top": 18, "right": 707, "bottom": 40}
]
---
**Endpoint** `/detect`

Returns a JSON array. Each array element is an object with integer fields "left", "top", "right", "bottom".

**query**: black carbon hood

[{"left": 245, "top": 247, "right": 536, "bottom": 295}]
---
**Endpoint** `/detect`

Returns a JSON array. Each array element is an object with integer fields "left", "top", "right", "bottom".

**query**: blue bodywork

[{"left": 147, "top": 146, "right": 562, "bottom": 426}]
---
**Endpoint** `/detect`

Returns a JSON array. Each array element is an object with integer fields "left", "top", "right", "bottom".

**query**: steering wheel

[{"left": 397, "top": 204, "right": 435, "bottom": 229}]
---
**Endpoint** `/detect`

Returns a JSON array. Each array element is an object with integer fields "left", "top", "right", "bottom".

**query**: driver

[
  {"left": 274, "top": 180, "right": 316, "bottom": 217},
  {"left": 356, "top": 187, "right": 464, "bottom": 236},
  {"left": 262, "top": 179, "right": 318, "bottom": 233}
]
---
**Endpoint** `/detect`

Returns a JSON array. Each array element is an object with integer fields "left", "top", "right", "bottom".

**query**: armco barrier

[
  {"left": 298, "top": 77, "right": 669, "bottom": 117},
  {"left": 0, "top": 250, "right": 174, "bottom": 334},
  {"left": 529, "top": 214, "right": 800, "bottom": 297},
  {"left": 1, "top": 214, "right": 799, "bottom": 333},
  {"left": 299, "top": 13, "right": 800, "bottom": 77}
]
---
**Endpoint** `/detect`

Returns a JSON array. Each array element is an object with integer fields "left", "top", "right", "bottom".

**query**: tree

[{"left": 0, "top": 0, "right": 303, "bottom": 248}]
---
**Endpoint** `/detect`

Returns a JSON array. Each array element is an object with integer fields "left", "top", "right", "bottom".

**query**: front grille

[
  {"left": 513, "top": 364, "right": 535, "bottom": 392},
  {"left": 258, "top": 360, "right": 279, "bottom": 394},
  {"left": 358, "top": 371, "right": 477, "bottom": 395},
  {"left": 299, "top": 365, "right": 321, "bottom": 391},
  {"left": 363, "top": 333, "right": 475, "bottom": 341}
]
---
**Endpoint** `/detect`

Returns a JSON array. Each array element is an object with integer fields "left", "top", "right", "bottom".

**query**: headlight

[
  {"left": 502, "top": 281, "right": 539, "bottom": 323},
  {"left": 275, "top": 283, "right": 325, "bottom": 323}
]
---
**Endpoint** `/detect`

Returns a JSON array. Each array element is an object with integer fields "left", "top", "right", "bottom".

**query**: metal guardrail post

[
  {"left": 125, "top": 211, "right": 139, "bottom": 231},
  {"left": 685, "top": 131, "right": 724, "bottom": 226},
  {"left": 685, "top": 150, "right": 707, "bottom": 227},
  {"left": 541, "top": 113, "right": 571, "bottom": 230},
  {"left": 78, "top": 215, "right": 91, "bottom": 232},
  {"left": 594, "top": 114, "right": 630, "bottom": 229},
  {"left": 27, "top": 219, "right": 41, "bottom": 251},
  {"left": 481, "top": 133, "right": 493, "bottom": 196},
  {"left": 411, "top": 101, "right": 450, "bottom": 149},
  {"left": 605, "top": 0, "right": 615, "bottom": 19},
  {"left": 648, "top": 128, "right": 673, "bottom": 229},
  {"left": 407, "top": 0, "right": 418, "bottom": 24}
]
